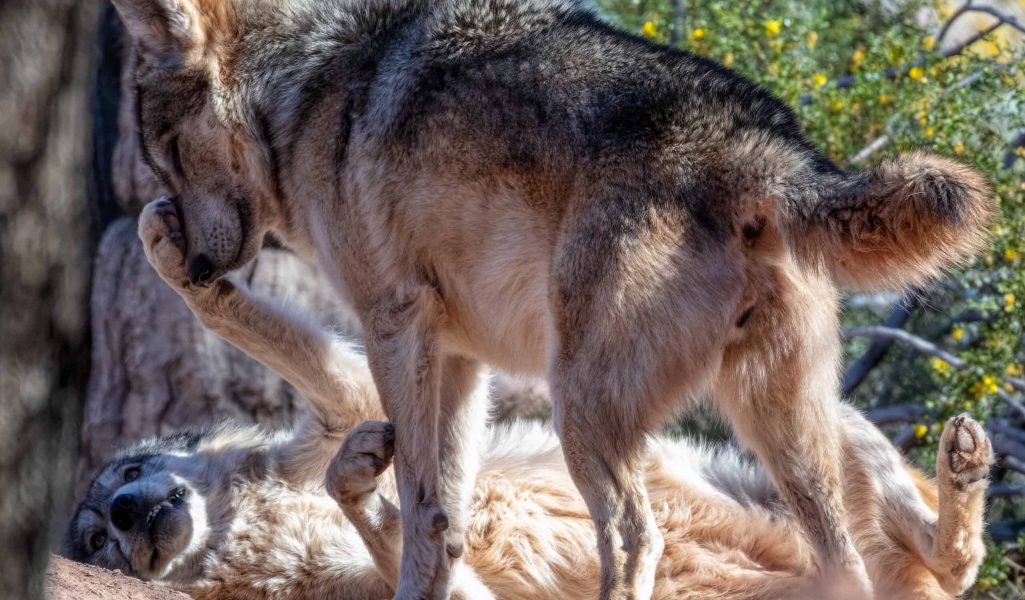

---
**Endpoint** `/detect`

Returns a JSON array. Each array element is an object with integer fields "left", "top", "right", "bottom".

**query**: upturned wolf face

[
  {"left": 113, "top": 0, "right": 279, "bottom": 286},
  {"left": 65, "top": 431, "right": 210, "bottom": 581}
]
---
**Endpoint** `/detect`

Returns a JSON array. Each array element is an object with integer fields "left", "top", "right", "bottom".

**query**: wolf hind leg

[
  {"left": 924, "top": 414, "right": 992, "bottom": 594},
  {"left": 550, "top": 367, "right": 664, "bottom": 600},
  {"left": 715, "top": 273, "right": 872, "bottom": 600}
]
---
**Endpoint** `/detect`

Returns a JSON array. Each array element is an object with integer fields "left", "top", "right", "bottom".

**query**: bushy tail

[{"left": 783, "top": 151, "right": 995, "bottom": 290}]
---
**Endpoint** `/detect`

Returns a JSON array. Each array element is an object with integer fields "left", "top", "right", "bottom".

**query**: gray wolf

[
  {"left": 66, "top": 212, "right": 994, "bottom": 598},
  {"left": 110, "top": 0, "right": 994, "bottom": 597}
]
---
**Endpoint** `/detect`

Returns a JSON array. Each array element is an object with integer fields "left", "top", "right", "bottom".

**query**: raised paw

[
  {"left": 326, "top": 420, "right": 395, "bottom": 505},
  {"left": 138, "top": 197, "right": 190, "bottom": 288},
  {"left": 941, "top": 414, "right": 993, "bottom": 488}
]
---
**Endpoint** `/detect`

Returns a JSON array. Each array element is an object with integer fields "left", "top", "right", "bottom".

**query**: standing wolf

[{"left": 110, "top": 0, "right": 994, "bottom": 598}]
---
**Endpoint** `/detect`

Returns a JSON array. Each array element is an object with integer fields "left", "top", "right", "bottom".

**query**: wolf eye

[
  {"left": 90, "top": 532, "right": 107, "bottom": 552},
  {"left": 123, "top": 466, "right": 141, "bottom": 482}
]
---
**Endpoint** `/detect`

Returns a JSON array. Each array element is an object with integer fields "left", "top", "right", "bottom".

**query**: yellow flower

[
  {"left": 916, "top": 112, "right": 927, "bottom": 125},
  {"left": 1004, "top": 293, "right": 1016, "bottom": 312},
  {"left": 924, "top": 127, "right": 935, "bottom": 138},
  {"left": 765, "top": 19, "right": 782, "bottom": 37},
  {"left": 767, "top": 63, "right": 780, "bottom": 75},
  {"left": 930, "top": 357, "right": 950, "bottom": 373},
  {"left": 1006, "top": 364, "right": 1024, "bottom": 377},
  {"left": 1016, "top": 146, "right": 1025, "bottom": 157},
  {"left": 831, "top": 99, "right": 843, "bottom": 111},
  {"left": 962, "top": 400, "right": 973, "bottom": 410},
  {"left": 807, "top": 31, "right": 818, "bottom": 49},
  {"left": 723, "top": 52, "right": 735, "bottom": 67},
  {"left": 977, "top": 40, "right": 1000, "bottom": 57},
  {"left": 908, "top": 66, "right": 925, "bottom": 80},
  {"left": 973, "top": 375, "right": 1000, "bottom": 398},
  {"left": 813, "top": 73, "right": 828, "bottom": 87},
  {"left": 953, "top": 142, "right": 965, "bottom": 154},
  {"left": 641, "top": 21, "right": 657, "bottom": 38},
  {"left": 1005, "top": 248, "right": 1019, "bottom": 261},
  {"left": 878, "top": 93, "right": 890, "bottom": 104},
  {"left": 851, "top": 49, "right": 865, "bottom": 67},
  {"left": 913, "top": 424, "right": 928, "bottom": 439},
  {"left": 923, "top": 36, "right": 935, "bottom": 51},
  {"left": 690, "top": 27, "right": 705, "bottom": 40},
  {"left": 952, "top": 327, "right": 964, "bottom": 342}
]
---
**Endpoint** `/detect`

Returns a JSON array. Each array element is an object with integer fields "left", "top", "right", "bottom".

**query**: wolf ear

[{"left": 111, "top": 0, "right": 197, "bottom": 64}]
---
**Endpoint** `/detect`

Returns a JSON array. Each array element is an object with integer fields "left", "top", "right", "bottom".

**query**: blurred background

[{"left": 0, "top": 0, "right": 1022, "bottom": 598}]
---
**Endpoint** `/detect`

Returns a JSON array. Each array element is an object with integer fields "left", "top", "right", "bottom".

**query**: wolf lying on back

[
  {"left": 110, "top": 0, "right": 993, "bottom": 596},
  {"left": 66, "top": 198, "right": 993, "bottom": 599}
]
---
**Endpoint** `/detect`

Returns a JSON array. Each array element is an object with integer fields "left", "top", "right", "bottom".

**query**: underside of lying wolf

[
  {"left": 67, "top": 247, "right": 993, "bottom": 600},
  {"left": 110, "top": 0, "right": 994, "bottom": 597}
]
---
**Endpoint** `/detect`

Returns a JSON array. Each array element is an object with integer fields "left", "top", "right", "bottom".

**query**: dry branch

[{"left": 844, "top": 326, "right": 966, "bottom": 368}]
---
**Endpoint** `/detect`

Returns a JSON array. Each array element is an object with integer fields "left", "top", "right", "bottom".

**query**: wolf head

[
  {"left": 65, "top": 430, "right": 211, "bottom": 582},
  {"left": 111, "top": 0, "right": 286, "bottom": 286}
]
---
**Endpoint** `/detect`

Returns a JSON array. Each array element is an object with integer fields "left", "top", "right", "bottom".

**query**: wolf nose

[
  {"left": 110, "top": 494, "right": 140, "bottom": 531},
  {"left": 187, "top": 254, "right": 214, "bottom": 286}
]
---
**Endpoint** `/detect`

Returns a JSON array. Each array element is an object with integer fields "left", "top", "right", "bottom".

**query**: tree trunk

[{"left": 0, "top": 0, "right": 100, "bottom": 597}]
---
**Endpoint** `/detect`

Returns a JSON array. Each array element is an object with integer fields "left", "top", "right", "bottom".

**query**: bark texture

[{"left": 0, "top": 1, "right": 99, "bottom": 597}]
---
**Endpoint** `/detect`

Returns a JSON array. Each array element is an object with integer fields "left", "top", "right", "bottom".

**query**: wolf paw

[
  {"left": 941, "top": 413, "right": 993, "bottom": 488},
  {"left": 327, "top": 420, "right": 395, "bottom": 505},
  {"left": 139, "top": 197, "right": 190, "bottom": 288}
]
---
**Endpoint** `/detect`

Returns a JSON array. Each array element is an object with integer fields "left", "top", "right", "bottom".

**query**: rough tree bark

[{"left": 0, "top": 1, "right": 100, "bottom": 598}]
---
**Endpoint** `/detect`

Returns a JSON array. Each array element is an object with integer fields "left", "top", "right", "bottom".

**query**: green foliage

[{"left": 597, "top": 0, "right": 1025, "bottom": 596}]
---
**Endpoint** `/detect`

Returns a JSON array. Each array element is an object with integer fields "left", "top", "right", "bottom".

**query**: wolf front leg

[
  {"left": 363, "top": 286, "right": 471, "bottom": 600},
  {"left": 327, "top": 420, "right": 495, "bottom": 600},
  {"left": 138, "top": 197, "right": 382, "bottom": 433}
]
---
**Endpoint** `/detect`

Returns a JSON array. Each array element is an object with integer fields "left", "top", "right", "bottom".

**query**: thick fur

[
  {"left": 66, "top": 210, "right": 994, "bottom": 599},
  {"left": 785, "top": 152, "right": 994, "bottom": 289},
  {"left": 110, "top": 0, "right": 995, "bottom": 597}
]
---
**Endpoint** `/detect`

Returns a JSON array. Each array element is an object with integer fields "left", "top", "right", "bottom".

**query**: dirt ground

[{"left": 46, "top": 556, "right": 189, "bottom": 600}]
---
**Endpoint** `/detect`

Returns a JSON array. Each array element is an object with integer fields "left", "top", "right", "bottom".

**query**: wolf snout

[
  {"left": 188, "top": 254, "right": 216, "bottom": 286},
  {"left": 111, "top": 493, "right": 142, "bottom": 531}
]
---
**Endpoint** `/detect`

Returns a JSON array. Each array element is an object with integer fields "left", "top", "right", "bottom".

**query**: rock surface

[{"left": 47, "top": 556, "right": 190, "bottom": 600}]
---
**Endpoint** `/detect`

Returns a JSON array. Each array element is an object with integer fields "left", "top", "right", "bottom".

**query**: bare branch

[
  {"left": 842, "top": 297, "right": 919, "bottom": 396},
  {"left": 843, "top": 326, "right": 966, "bottom": 368},
  {"left": 849, "top": 136, "right": 890, "bottom": 165},
  {"left": 894, "top": 425, "right": 920, "bottom": 451},
  {"left": 1005, "top": 131, "right": 1025, "bottom": 169},
  {"left": 1002, "top": 455, "right": 1025, "bottom": 475},
  {"left": 988, "top": 484, "right": 1025, "bottom": 498},
  {"left": 667, "top": 0, "right": 685, "bottom": 46},
  {"left": 999, "top": 391, "right": 1025, "bottom": 421},
  {"left": 990, "top": 419, "right": 1025, "bottom": 445},
  {"left": 989, "top": 519, "right": 1025, "bottom": 543},
  {"left": 936, "top": 0, "right": 974, "bottom": 47},
  {"left": 866, "top": 404, "right": 925, "bottom": 425}
]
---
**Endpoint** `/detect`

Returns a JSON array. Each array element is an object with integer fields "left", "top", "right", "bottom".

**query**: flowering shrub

[{"left": 597, "top": 0, "right": 1025, "bottom": 595}]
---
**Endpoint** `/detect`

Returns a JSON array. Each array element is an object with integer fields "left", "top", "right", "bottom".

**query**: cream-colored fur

[{"left": 131, "top": 198, "right": 993, "bottom": 599}]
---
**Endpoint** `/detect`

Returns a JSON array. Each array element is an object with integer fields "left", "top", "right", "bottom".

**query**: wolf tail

[{"left": 782, "top": 151, "right": 994, "bottom": 290}]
